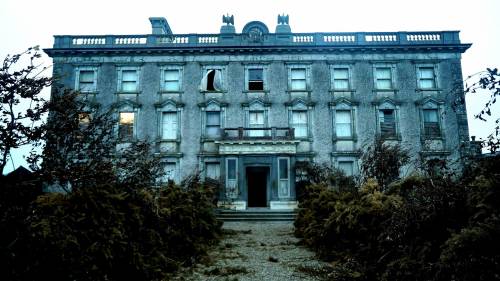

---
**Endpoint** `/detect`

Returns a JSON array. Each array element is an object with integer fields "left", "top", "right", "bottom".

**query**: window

[
  {"left": 291, "top": 110, "right": 308, "bottom": 138},
  {"left": 161, "top": 162, "right": 176, "bottom": 183},
  {"left": 418, "top": 67, "right": 436, "bottom": 89},
  {"left": 161, "top": 112, "right": 177, "bottom": 140},
  {"left": 78, "top": 112, "right": 91, "bottom": 130},
  {"left": 163, "top": 69, "right": 180, "bottom": 91},
  {"left": 379, "top": 109, "right": 396, "bottom": 138},
  {"left": 200, "top": 69, "right": 223, "bottom": 91},
  {"left": 205, "top": 162, "right": 220, "bottom": 180},
  {"left": 226, "top": 158, "right": 238, "bottom": 198},
  {"left": 120, "top": 69, "right": 139, "bottom": 92},
  {"left": 248, "top": 68, "right": 264, "bottom": 91},
  {"left": 338, "top": 161, "right": 354, "bottom": 176},
  {"left": 332, "top": 68, "right": 350, "bottom": 90},
  {"left": 119, "top": 112, "right": 134, "bottom": 141},
  {"left": 206, "top": 111, "right": 221, "bottom": 138},
  {"left": 78, "top": 70, "right": 96, "bottom": 92},
  {"left": 423, "top": 109, "right": 440, "bottom": 137},
  {"left": 335, "top": 110, "right": 352, "bottom": 138},
  {"left": 278, "top": 157, "right": 290, "bottom": 198},
  {"left": 375, "top": 67, "right": 392, "bottom": 90},
  {"left": 290, "top": 68, "right": 307, "bottom": 90},
  {"left": 248, "top": 111, "right": 265, "bottom": 137}
]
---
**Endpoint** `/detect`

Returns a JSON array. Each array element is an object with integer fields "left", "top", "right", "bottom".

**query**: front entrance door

[{"left": 246, "top": 167, "right": 268, "bottom": 207}]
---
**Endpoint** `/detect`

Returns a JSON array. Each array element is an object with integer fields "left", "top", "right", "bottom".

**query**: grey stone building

[{"left": 44, "top": 16, "right": 471, "bottom": 210}]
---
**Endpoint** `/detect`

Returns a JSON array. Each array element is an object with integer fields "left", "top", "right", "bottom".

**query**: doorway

[{"left": 246, "top": 166, "right": 268, "bottom": 207}]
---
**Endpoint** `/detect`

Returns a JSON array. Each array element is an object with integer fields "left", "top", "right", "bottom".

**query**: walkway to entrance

[{"left": 171, "top": 221, "right": 333, "bottom": 280}]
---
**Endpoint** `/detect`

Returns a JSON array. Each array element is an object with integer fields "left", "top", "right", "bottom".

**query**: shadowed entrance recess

[{"left": 246, "top": 167, "right": 268, "bottom": 207}]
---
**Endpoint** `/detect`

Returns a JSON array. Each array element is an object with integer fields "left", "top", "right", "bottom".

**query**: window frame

[
  {"left": 245, "top": 65, "right": 268, "bottom": 92},
  {"left": 160, "top": 65, "right": 183, "bottom": 92},
  {"left": 419, "top": 99, "right": 444, "bottom": 140},
  {"left": 160, "top": 160, "right": 178, "bottom": 184},
  {"left": 204, "top": 162, "right": 221, "bottom": 181},
  {"left": 117, "top": 66, "right": 141, "bottom": 93},
  {"left": 330, "top": 100, "right": 357, "bottom": 141},
  {"left": 155, "top": 100, "right": 183, "bottom": 142},
  {"left": 200, "top": 100, "right": 226, "bottom": 140},
  {"left": 330, "top": 66, "right": 352, "bottom": 91},
  {"left": 287, "top": 63, "right": 312, "bottom": 92},
  {"left": 225, "top": 157, "right": 238, "bottom": 199},
  {"left": 118, "top": 111, "right": 136, "bottom": 142},
  {"left": 75, "top": 66, "right": 98, "bottom": 93},
  {"left": 416, "top": 65, "right": 439, "bottom": 90},
  {"left": 278, "top": 157, "right": 291, "bottom": 198},
  {"left": 200, "top": 65, "right": 226, "bottom": 93},
  {"left": 373, "top": 64, "right": 396, "bottom": 91},
  {"left": 375, "top": 101, "right": 400, "bottom": 140}
]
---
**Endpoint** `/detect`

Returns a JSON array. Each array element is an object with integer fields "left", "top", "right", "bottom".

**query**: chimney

[{"left": 149, "top": 17, "right": 172, "bottom": 35}]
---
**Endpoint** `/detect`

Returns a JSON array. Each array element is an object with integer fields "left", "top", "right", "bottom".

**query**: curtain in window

[
  {"left": 292, "top": 111, "right": 308, "bottom": 138},
  {"left": 249, "top": 111, "right": 265, "bottom": 137},
  {"left": 335, "top": 110, "right": 352, "bottom": 137},
  {"left": 162, "top": 112, "right": 177, "bottom": 140},
  {"left": 199, "top": 69, "right": 222, "bottom": 91},
  {"left": 205, "top": 163, "right": 220, "bottom": 180}
]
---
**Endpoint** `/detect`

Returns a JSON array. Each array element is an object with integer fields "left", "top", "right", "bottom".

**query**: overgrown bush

[
  {"left": 4, "top": 178, "right": 221, "bottom": 281},
  {"left": 295, "top": 152, "right": 500, "bottom": 280}
]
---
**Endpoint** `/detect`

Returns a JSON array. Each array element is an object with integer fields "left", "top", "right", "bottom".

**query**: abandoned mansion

[{"left": 44, "top": 16, "right": 471, "bottom": 209}]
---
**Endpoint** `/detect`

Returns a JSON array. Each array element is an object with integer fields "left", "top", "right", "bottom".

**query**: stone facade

[{"left": 44, "top": 16, "right": 471, "bottom": 209}]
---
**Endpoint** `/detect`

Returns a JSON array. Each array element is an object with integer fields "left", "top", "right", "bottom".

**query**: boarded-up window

[{"left": 379, "top": 109, "right": 396, "bottom": 138}]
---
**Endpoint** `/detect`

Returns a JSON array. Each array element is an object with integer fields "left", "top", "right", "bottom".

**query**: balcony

[{"left": 222, "top": 127, "right": 295, "bottom": 141}]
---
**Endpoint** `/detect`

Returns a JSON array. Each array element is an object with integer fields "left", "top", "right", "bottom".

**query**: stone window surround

[
  {"left": 200, "top": 100, "right": 227, "bottom": 140},
  {"left": 75, "top": 65, "right": 99, "bottom": 93},
  {"left": 243, "top": 63, "right": 270, "bottom": 92},
  {"left": 243, "top": 100, "right": 270, "bottom": 131},
  {"left": 415, "top": 63, "right": 440, "bottom": 90},
  {"left": 117, "top": 65, "right": 142, "bottom": 93},
  {"left": 155, "top": 99, "right": 183, "bottom": 142},
  {"left": 159, "top": 64, "right": 184, "bottom": 93},
  {"left": 278, "top": 156, "right": 291, "bottom": 198},
  {"left": 374, "top": 99, "right": 401, "bottom": 140},
  {"left": 372, "top": 63, "right": 397, "bottom": 91},
  {"left": 329, "top": 63, "right": 354, "bottom": 91},
  {"left": 116, "top": 100, "right": 141, "bottom": 142},
  {"left": 330, "top": 99, "right": 358, "bottom": 141},
  {"left": 286, "top": 99, "right": 313, "bottom": 140},
  {"left": 159, "top": 158, "right": 180, "bottom": 184},
  {"left": 417, "top": 98, "right": 445, "bottom": 140},
  {"left": 200, "top": 63, "right": 228, "bottom": 93},
  {"left": 286, "top": 62, "right": 312, "bottom": 92},
  {"left": 332, "top": 155, "right": 359, "bottom": 176}
]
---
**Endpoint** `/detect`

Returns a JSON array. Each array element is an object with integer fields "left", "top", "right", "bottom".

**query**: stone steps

[{"left": 216, "top": 209, "right": 298, "bottom": 222}]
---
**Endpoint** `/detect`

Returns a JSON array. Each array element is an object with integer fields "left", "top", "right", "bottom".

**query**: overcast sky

[{"left": 1, "top": 0, "right": 499, "bottom": 173}]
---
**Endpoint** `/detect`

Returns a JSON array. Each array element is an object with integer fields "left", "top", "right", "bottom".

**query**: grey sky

[{"left": 1, "top": 0, "right": 499, "bottom": 173}]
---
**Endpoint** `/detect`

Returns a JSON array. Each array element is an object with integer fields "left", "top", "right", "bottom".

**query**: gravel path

[{"left": 172, "top": 221, "right": 333, "bottom": 281}]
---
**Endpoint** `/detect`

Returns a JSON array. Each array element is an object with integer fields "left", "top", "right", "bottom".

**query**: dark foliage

[
  {"left": 0, "top": 47, "right": 52, "bottom": 174},
  {"left": 296, "top": 153, "right": 500, "bottom": 281},
  {"left": 360, "top": 138, "right": 410, "bottom": 190}
]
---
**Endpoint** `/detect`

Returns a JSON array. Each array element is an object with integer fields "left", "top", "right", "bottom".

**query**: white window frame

[
  {"left": 287, "top": 100, "right": 312, "bottom": 139},
  {"left": 331, "top": 100, "right": 357, "bottom": 140},
  {"left": 244, "top": 100, "right": 269, "bottom": 137},
  {"left": 117, "top": 66, "right": 141, "bottom": 93},
  {"left": 160, "top": 111, "right": 178, "bottom": 140},
  {"left": 201, "top": 100, "right": 226, "bottom": 140},
  {"left": 287, "top": 64, "right": 312, "bottom": 91},
  {"left": 417, "top": 64, "right": 439, "bottom": 90},
  {"left": 156, "top": 100, "right": 182, "bottom": 141},
  {"left": 160, "top": 65, "right": 183, "bottom": 92},
  {"left": 245, "top": 65, "right": 268, "bottom": 91},
  {"left": 330, "top": 65, "right": 352, "bottom": 91},
  {"left": 373, "top": 64, "right": 396, "bottom": 90},
  {"left": 75, "top": 66, "right": 98, "bottom": 93},
  {"left": 225, "top": 157, "right": 238, "bottom": 199},
  {"left": 278, "top": 157, "right": 290, "bottom": 198},
  {"left": 205, "top": 162, "right": 221, "bottom": 181}
]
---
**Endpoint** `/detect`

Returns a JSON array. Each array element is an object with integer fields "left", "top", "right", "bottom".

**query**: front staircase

[{"left": 216, "top": 208, "right": 298, "bottom": 222}]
